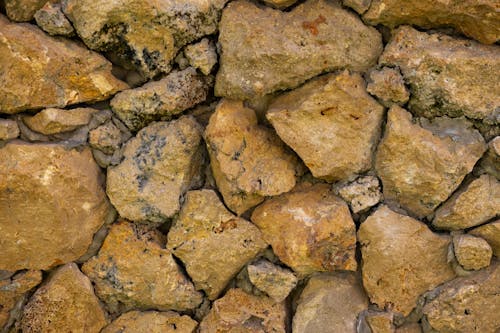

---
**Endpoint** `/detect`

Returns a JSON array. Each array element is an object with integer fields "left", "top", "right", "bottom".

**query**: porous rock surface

[
  {"left": 469, "top": 220, "right": 500, "bottom": 257},
  {"left": 453, "top": 234, "right": 492, "bottom": 271},
  {"left": 337, "top": 176, "right": 382, "bottom": 213},
  {"left": 101, "top": 311, "right": 198, "bottom": 333}
]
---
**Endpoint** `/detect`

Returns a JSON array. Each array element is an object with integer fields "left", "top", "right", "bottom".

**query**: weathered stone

[
  {"left": 107, "top": 116, "right": 204, "bottom": 225},
  {"left": 364, "top": 0, "right": 500, "bottom": 44},
  {"left": 111, "top": 68, "right": 212, "bottom": 131},
  {"left": 267, "top": 71, "right": 384, "bottom": 181},
  {"left": 364, "top": 311, "right": 395, "bottom": 333},
  {"left": 375, "top": 106, "right": 486, "bottom": 218},
  {"left": 5, "top": 0, "right": 48, "bottom": 21},
  {"left": 367, "top": 67, "right": 409, "bottom": 107},
  {"left": 453, "top": 234, "right": 492, "bottom": 271},
  {"left": 34, "top": 2, "right": 75, "bottom": 36},
  {"left": 89, "top": 121, "right": 123, "bottom": 155},
  {"left": 20, "top": 263, "right": 107, "bottom": 333},
  {"left": 480, "top": 136, "right": 500, "bottom": 179},
  {"left": 0, "top": 15, "right": 128, "bottom": 114},
  {"left": 184, "top": 38, "right": 217, "bottom": 76},
  {"left": 205, "top": 99, "right": 299, "bottom": 215},
  {"left": 199, "top": 288, "right": 287, "bottom": 332},
  {"left": 293, "top": 272, "right": 368, "bottom": 333},
  {"left": 252, "top": 183, "right": 357, "bottom": 276},
  {"left": 433, "top": 175, "right": 500, "bottom": 230},
  {"left": 358, "top": 206, "right": 456, "bottom": 316},
  {"left": 215, "top": 0, "right": 382, "bottom": 100},
  {"left": 469, "top": 220, "right": 500, "bottom": 257},
  {"left": 82, "top": 221, "right": 203, "bottom": 313},
  {"left": 342, "top": 0, "right": 371, "bottom": 14},
  {"left": 101, "top": 311, "right": 198, "bottom": 333},
  {"left": 395, "top": 323, "right": 422, "bottom": 333},
  {"left": 0, "top": 119, "right": 19, "bottom": 140},
  {"left": 167, "top": 190, "right": 267, "bottom": 300},
  {"left": 338, "top": 176, "right": 382, "bottom": 213},
  {"left": 0, "top": 141, "right": 112, "bottom": 271},
  {"left": 262, "top": 0, "right": 297, "bottom": 9},
  {"left": 379, "top": 26, "right": 500, "bottom": 123},
  {"left": 247, "top": 259, "right": 298, "bottom": 302},
  {"left": 23, "top": 107, "right": 97, "bottom": 135}
]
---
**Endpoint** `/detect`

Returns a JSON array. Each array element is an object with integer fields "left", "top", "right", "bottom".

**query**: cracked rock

[
  {"left": 469, "top": 220, "right": 500, "bottom": 258},
  {"left": 247, "top": 259, "right": 298, "bottom": 302},
  {"left": 23, "top": 107, "right": 97, "bottom": 135},
  {"left": 184, "top": 38, "right": 218, "bottom": 76},
  {"left": 453, "top": 234, "right": 492, "bottom": 271},
  {"left": 338, "top": 176, "right": 382, "bottom": 213},
  {"left": 101, "top": 311, "right": 198, "bottom": 333},
  {"left": 366, "top": 67, "right": 409, "bottom": 107},
  {"left": 34, "top": 2, "right": 75, "bottom": 36}
]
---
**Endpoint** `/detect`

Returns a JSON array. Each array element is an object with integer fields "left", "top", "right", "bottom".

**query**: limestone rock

[
  {"left": 247, "top": 259, "right": 298, "bottom": 302},
  {"left": 375, "top": 106, "right": 486, "bottom": 218},
  {"left": 20, "top": 263, "right": 107, "bottom": 333},
  {"left": 262, "top": 0, "right": 297, "bottom": 9},
  {"left": 107, "top": 117, "right": 204, "bottom": 225},
  {"left": 338, "top": 176, "right": 382, "bottom": 213},
  {"left": 215, "top": 0, "right": 382, "bottom": 100},
  {"left": 367, "top": 67, "right": 409, "bottom": 107},
  {"left": 379, "top": 26, "right": 500, "bottom": 123},
  {"left": 34, "top": 2, "right": 75, "bottom": 37},
  {"left": 205, "top": 99, "right": 299, "bottom": 215},
  {"left": 82, "top": 221, "right": 203, "bottom": 313},
  {"left": 23, "top": 107, "right": 97, "bottom": 135},
  {"left": 267, "top": 71, "right": 384, "bottom": 181},
  {"left": 480, "top": 136, "right": 500, "bottom": 179},
  {"left": 184, "top": 38, "right": 218, "bottom": 76},
  {"left": 342, "top": 0, "right": 371, "bottom": 14},
  {"left": 358, "top": 206, "right": 456, "bottom": 316},
  {"left": 469, "top": 220, "right": 500, "bottom": 257},
  {"left": 5, "top": 0, "right": 48, "bottom": 21},
  {"left": 251, "top": 183, "right": 357, "bottom": 276},
  {"left": 89, "top": 121, "right": 123, "bottom": 155},
  {"left": 0, "top": 119, "right": 19, "bottom": 140},
  {"left": 395, "top": 323, "right": 422, "bottom": 333},
  {"left": 0, "top": 141, "right": 112, "bottom": 271},
  {"left": 167, "top": 190, "right": 268, "bottom": 300},
  {"left": 0, "top": 15, "right": 128, "bottom": 114},
  {"left": 293, "top": 272, "right": 368, "bottom": 333},
  {"left": 453, "top": 234, "right": 492, "bottom": 271},
  {"left": 101, "top": 311, "right": 198, "bottom": 333},
  {"left": 363, "top": 311, "right": 395, "bottom": 333}
]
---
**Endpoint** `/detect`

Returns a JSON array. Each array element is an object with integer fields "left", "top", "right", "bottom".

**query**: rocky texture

[
  {"left": 4, "top": 0, "right": 48, "bottom": 21},
  {"left": 262, "top": 0, "right": 297, "bottom": 9},
  {"left": 396, "top": 323, "right": 422, "bottom": 333},
  {"left": 358, "top": 206, "right": 455, "bottom": 316},
  {"left": 23, "top": 107, "right": 97, "bottom": 135},
  {"left": 267, "top": 71, "right": 384, "bottom": 181},
  {"left": 379, "top": 26, "right": 500, "bottom": 124},
  {"left": 293, "top": 272, "right": 368, "bottom": 333},
  {"left": 364, "top": 312, "right": 394, "bottom": 333},
  {"left": 107, "top": 117, "right": 204, "bottom": 225},
  {"left": 247, "top": 260, "right": 298, "bottom": 302},
  {"left": 101, "top": 311, "right": 198, "bottom": 333},
  {"left": 20, "top": 263, "right": 107, "bottom": 333},
  {"left": 89, "top": 121, "right": 123, "bottom": 155},
  {"left": 0, "top": 15, "right": 128, "bottom": 114},
  {"left": 82, "top": 221, "right": 203, "bottom": 313},
  {"left": 167, "top": 190, "right": 267, "bottom": 300},
  {"left": 469, "top": 220, "right": 500, "bottom": 257},
  {"left": 215, "top": 0, "right": 382, "bottom": 100},
  {"left": 34, "top": 2, "right": 75, "bottom": 36},
  {"left": 0, "top": 119, "right": 19, "bottom": 140},
  {"left": 251, "top": 183, "right": 357, "bottom": 276},
  {"left": 0, "top": 141, "right": 112, "bottom": 271},
  {"left": 205, "top": 99, "right": 299, "bottom": 215},
  {"left": 480, "top": 136, "right": 500, "bottom": 179},
  {"left": 366, "top": 67, "right": 409, "bottom": 107},
  {"left": 338, "top": 176, "right": 382, "bottom": 213},
  {"left": 342, "top": 0, "right": 371, "bottom": 14},
  {"left": 184, "top": 38, "right": 217, "bottom": 76},
  {"left": 453, "top": 234, "right": 492, "bottom": 271},
  {"left": 375, "top": 106, "right": 486, "bottom": 218}
]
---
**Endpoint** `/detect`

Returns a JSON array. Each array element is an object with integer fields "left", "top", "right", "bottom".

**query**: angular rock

[
  {"left": 358, "top": 206, "right": 456, "bottom": 316},
  {"left": 262, "top": 0, "right": 297, "bottom": 9},
  {"left": 184, "top": 38, "right": 218, "bottom": 76},
  {"left": 89, "top": 121, "right": 123, "bottom": 155},
  {"left": 251, "top": 183, "right": 357, "bottom": 276},
  {"left": 267, "top": 71, "right": 384, "bottom": 181},
  {"left": 338, "top": 176, "right": 382, "bottom": 213},
  {"left": 0, "top": 15, "right": 128, "bottom": 114},
  {"left": 375, "top": 106, "right": 486, "bottom": 218},
  {"left": 469, "top": 220, "right": 500, "bottom": 257},
  {"left": 215, "top": 0, "right": 382, "bottom": 100},
  {"left": 247, "top": 259, "right": 298, "bottom": 302},
  {"left": 293, "top": 272, "right": 368, "bottom": 333},
  {"left": 34, "top": 2, "right": 75, "bottom": 37},
  {"left": 362, "top": 311, "right": 395, "bottom": 333},
  {"left": 342, "top": 0, "right": 371, "bottom": 14},
  {"left": 5, "top": 0, "right": 47, "bottom": 21},
  {"left": 480, "top": 136, "right": 500, "bottom": 179},
  {"left": 101, "top": 311, "right": 198, "bottom": 333},
  {"left": 379, "top": 26, "right": 500, "bottom": 123},
  {"left": 167, "top": 190, "right": 268, "bottom": 300},
  {"left": 107, "top": 117, "right": 204, "bottom": 225},
  {"left": 0, "top": 119, "right": 19, "bottom": 140},
  {"left": 395, "top": 323, "right": 422, "bottom": 333},
  {"left": 366, "top": 67, "right": 409, "bottom": 107},
  {"left": 453, "top": 234, "right": 492, "bottom": 271},
  {"left": 82, "top": 221, "right": 203, "bottom": 313},
  {"left": 23, "top": 107, "right": 97, "bottom": 135},
  {"left": 0, "top": 141, "right": 112, "bottom": 271},
  {"left": 205, "top": 99, "right": 299, "bottom": 215},
  {"left": 20, "top": 263, "right": 107, "bottom": 333}
]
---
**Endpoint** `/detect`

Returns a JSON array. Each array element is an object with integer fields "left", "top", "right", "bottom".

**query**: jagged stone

[
  {"left": 453, "top": 234, "right": 492, "bottom": 271},
  {"left": 366, "top": 67, "right": 409, "bottom": 107},
  {"left": 23, "top": 107, "right": 97, "bottom": 135},
  {"left": 338, "top": 176, "right": 382, "bottom": 213},
  {"left": 247, "top": 259, "right": 298, "bottom": 302},
  {"left": 262, "top": 0, "right": 297, "bottom": 9},
  {"left": 4, "top": 0, "right": 48, "bottom": 21},
  {"left": 363, "top": 311, "right": 395, "bottom": 333},
  {"left": 101, "top": 311, "right": 198, "bottom": 333},
  {"left": 0, "top": 119, "right": 19, "bottom": 140},
  {"left": 184, "top": 38, "right": 218, "bottom": 76},
  {"left": 89, "top": 121, "right": 123, "bottom": 155},
  {"left": 34, "top": 2, "right": 75, "bottom": 36},
  {"left": 469, "top": 220, "right": 500, "bottom": 257},
  {"left": 342, "top": 0, "right": 371, "bottom": 14},
  {"left": 480, "top": 136, "right": 500, "bottom": 179}
]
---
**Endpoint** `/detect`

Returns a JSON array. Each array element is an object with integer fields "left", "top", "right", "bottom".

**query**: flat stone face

[
  {"left": 358, "top": 206, "right": 456, "bottom": 316},
  {"left": 5, "top": 0, "right": 47, "bottom": 21},
  {"left": 453, "top": 234, "right": 492, "bottom": 271},
  {"left": 366, "top": 67, "right": 409, "bottom": 107},
  {"left": 247, "top": 259, "right": 298, "bottom": 302},
  {"left": 23, "top": 107, "right": 97, "bottom": 135},
  {"left": 337, "top": 176, "right": 382, "bottom": 213},
  {"left": 0, "top": 119, "right": 20, "bottom": 140},
  {"left": 251, "top": 183, "right": 357, "bottom": 276},
  {"left": 267, "top": 71, "right": 384, "bottom": 181},
  {"left": 0, "top": 15, "right": 128, "bottom": 114},
  {"left": 215, "top": 0, "right": 382, "bottom": 100},
  {"left": 101, "top": 311, "right": 198, "bottom": 333},
  {"left": 379, "top": 26, "right": 500, "bottom": 124},
  {"left": 469, "top": 220, "right": 500, "bottom": 257},
  {"left": 0, "top": 141, "right": 112, "bottom": 271},
  {"left": 375, "top": 106, "right": 486, "bottom": 218},
  {"left": 82, "top": 221, "right": 203, "bottom": 313}
]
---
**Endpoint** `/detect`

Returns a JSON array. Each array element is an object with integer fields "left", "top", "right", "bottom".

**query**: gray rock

[
  {"left": 34, "top": 2, "right": 75, "bottom": 36},
  {"left": 0, "top": 119, "right": 19, "bottom": 140},
  {"left": 338, "top": 176, "right": 382, "bottom": 213},
  {"left": 367, "top": 67, "right": 409, "bottom": 107},
  {"left": 184, "top": 38, "right": 218, "bottom": 75},
  {"left": 247, "top": 259, "right": 298, "bottom": 302}
]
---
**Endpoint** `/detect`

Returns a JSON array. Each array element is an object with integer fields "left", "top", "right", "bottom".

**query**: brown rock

[
  {"left": 0, "top": 119, "right": 19, "bottom": 140},
  {"left": 89, "top": 121, "right": 123, "bottom": 155},
  {"left": 0, "top": 141, "right": 112, "bottom": 271},
  {"left": 34, "top": 2, "right": 75, "bottom": 37},
  {"left": 23, "top": 107, "right": 97, "bottom": 135},
  {"left": 365, "top": 312, "right": 395, "bottom": 333},
  {"left": 262, "top": 0, "right": 297, "bottom": 9},
  {"left": 5, "top": 0, "right": 47, "bottom": 21},
  {"left": 469, "top": 220, "right": 500, "bottom": 257},
  {"left": 453, "top": 234, "right": 492, "bottom": 271},
  {"left": 251, "top": 183, "right": 357, "bottom": 276},
  {"left": 101, "top": 311, "right": 198, "bottom": 333},
  {"left": 338, "top": 176, "right": 382, "bottom": 213},
  {"left": 367, "top": 67, "right": 409, "bottom": 107},
  {"left": 480, "top": 136, "right": 500, "bottom": 179},
  {"left": 247, "top": 259, "right": 298, "bottom": 302},
  {"left": 267, "top": 71, "right": 384, "bottom": 181},
  {"left": 342, "top": 0, "right": 371, "bottom": 14},
  {"left": 215, "top": 0, "right": 382, "bottom": 100},
  {"left": 184, "top": 39, "right": 218, "bottom": 76},
  {"left": 395, "top": 323, "right": 422, "bottom": 333}
]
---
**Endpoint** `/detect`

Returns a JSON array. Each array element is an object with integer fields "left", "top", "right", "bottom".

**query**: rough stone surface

[
  {"left": 366, "top": 67, "right": 409, "bottom": 107},
  {"left": 20, "top": 263, "right": 107, "bottom": 333},
  {"left": 101, "top": 311, "right": 198, "bottom": 333},
  {"left": 23, "top": 107, "right": 97, "bottom": 135},
  {"left": 469, "top": 220, "right": 500, "bottom": 258},
  {"left": 247, "top": 259, "right": 298, "bottom": 302},
  {"left": 342, "top": 0, "right": 371, "bottom": 14},
  {"left": 34, "top": 2, "right": 75, "bottom": 36},
  {"left": 5, "top": 0, "right": 48, "bottom": 21},
  {"left": 0, "top": 15, "right": 128, "bottom": 114},
  {"left": 82, "top": 221, "right": 203, "bottom": 313},
  {"left": 89, "top": 121, "right": 123, "bottom": 155},
  {"left": 0, "top": 119, "right": 19, "bottom": 140},
  {"left": 375, "top": 106, "right": 486, "bottom": 218},
  {"left": 338, "top": 176, "right": 382, "bottom": 213},
  {"left": 395, "top": 323, "right": 422, "bottom": 333},
  {"left": 184, "top": 38, "right": 218, "bottom": 76},
  {"left": 215, "top": 0, "right": 382, "bottom": 100},
  {"left": 0, "top": 141, "right": 112, "bottom": 271},
  {"left": 167, "top": 190, "right": 268, "bottom": 300},
  {"left": 251, "top": 183, "right": 357, "bottom": 276},
  {"left": 480, "top": 136, "right": 500, "bottom": 179},
  {"left": 262, "top": 0, "right": 297, "bottom": 9},
  {"left": 267, "top": 71, "right": 384, "bottom": 181},
  {"left": 363, "top": 311, "right": 394, "bottom": 333},
  {"left": 293, "top": 272, "right": 368, "bottom": 333},
  {"left": 205, "top": 99, "right": 299, "bottom": 215},
  {"left": 358, "top": 206, "right": 456, "bottom": 316},
  {"left": 453, "top": 234, "right": 492, "bottom": 271},
  {"left": 107, "top": 117, "right": 204, "bottom": 225}
]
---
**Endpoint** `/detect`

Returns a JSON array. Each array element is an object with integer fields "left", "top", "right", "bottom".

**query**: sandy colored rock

[
  {"left": 365, "top": 312, "right": 394, "bottom": 333},
  {"left": 205, "top": 99, "right": 298, "bottom": 215},
  {"left": 433, "top": 174, "right": 500, "bottom": 230},
  {"left": 453, "top": 234, "right": 492, "bottom": 271},
  {"left": 215, "top": 0, "right": 382, "bottom": 100},
  {"left": 199, "top": 288, "right": 287, "bottom": 333},
  {"left": 379, "top": 26, "right": 500, "bottom": 124},
  {"left": 5, "top": 0, "right": 48, "bottom": 21},
  {"left": 342, "top": 0, "right": 371, "bottom": 14},
  {"left": 358, "top": 206, "right": 456, "bottom": 316},
  {"left": 89, "top": 121, "right": 123, "bottom": 155},
  {"left": 0, "top": 15, "right": 128, "bottom": 114},
  {"left": 251, "top": 183, "right": 357, "bottom": 276},
  {"left": 469, "top": 220, "right": 500, "bottom": 257},
  {"left": 375, "top": 106, "right": 486, "bottom": 218},
  {"left": 23, "top": 107, "right": 97, "bottom": 135},
  {"left": 367, "top": 67, "right": 409, "bottom": 107},
  {"left": 247, "top": 259, "right": 298, "bottom": 302},
  {"left": 0, "top": 119, "right": 19, "bottom": 140},
  {"left": 34, "top": 2, "right": 75, "bottom": 36},
  {"left": 262, "top": 0, "right": 297, "bottom": 9},
  {"left": 293, "top": 272, "right": 368, "bottom": 333},
  {"left": 101, "top": 311, "right": 198, "bottom": 333},
  {"left": 167, "top": 190, "right": 267, "bottom": 300},
  {"left": 395, "top": 323, "right": 422, "bottom": 333},
  {"left": 267, "top": 71, "right": 384, "bottom": 181},
  {"left": 480, "top": 136, "right": 500, "bottom": 179},
  {"left": 184, "top": 39, "right": 218, "bottom": 76},
  {"left": 20, "top": 263, "right": 107, "bottom": 333},
  {"left": 338, "top": 176, "right": 382, "bottom": 213},
  {"left": 0, "top": 141, "right": 112, "bottom": 271}
]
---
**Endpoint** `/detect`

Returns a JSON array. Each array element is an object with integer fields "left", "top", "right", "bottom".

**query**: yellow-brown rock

[
  {"left": 366, "top": 67, "right": 409, "bottom": 107},
  {"left": 23, "top": 107, "right": 97, "bottom": 135},
  {"left": 480, "top": 136, "right": 500, "bottom": 179},
  {"left": 365, "top": 312, "right": 394, "bottom": 333},
  {"left": 469, "top": 220, "right": 500, "bottom": 257},
  {"left": 247, "top": 259, "right": 298, "bottom": 302},
  {"left": 453, "top": 234, "right": 492, "bottom": 271},
  {"left": 5, "top": 0, "right": 48, "bottom": 21},
  {"left": 0, "top": 119, "right": 19, "bottom": 140},
  {"left": 262, "top": 0, "right": 297, "bottom": 9},
  {"left": 101, "top": 311, "right": 198, "bottom": 333},
  {"left": 337, "top": 176, "right": 382, "bottom": 213}
]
